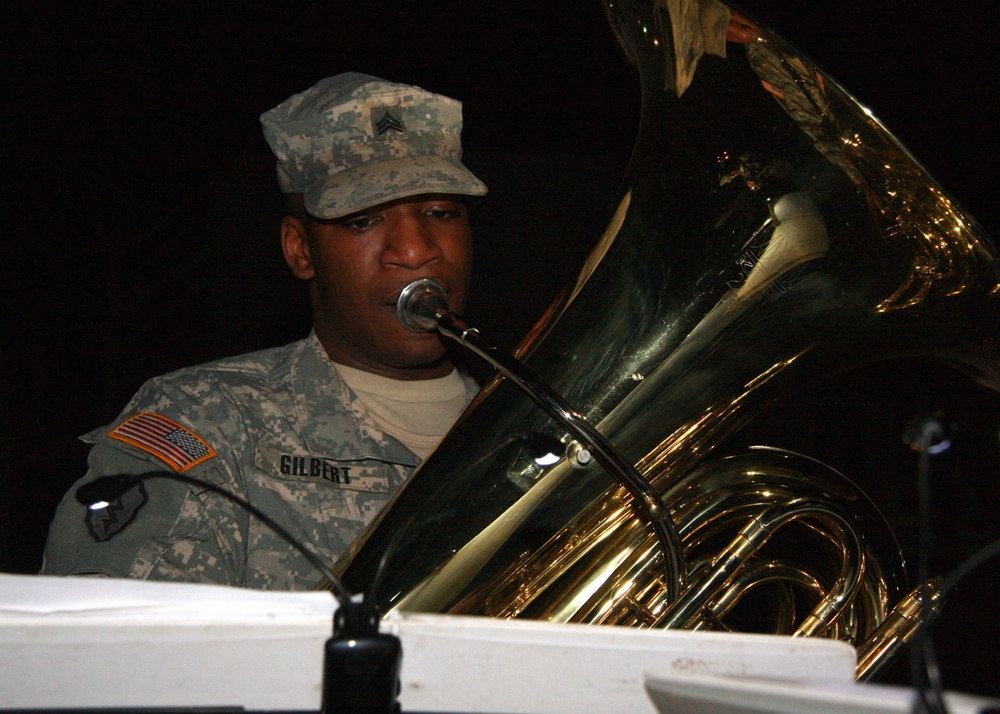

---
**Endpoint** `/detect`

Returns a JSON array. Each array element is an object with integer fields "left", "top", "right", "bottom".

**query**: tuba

[{"left": 335, "top": 0, "right": 1000, "bottom": 681}]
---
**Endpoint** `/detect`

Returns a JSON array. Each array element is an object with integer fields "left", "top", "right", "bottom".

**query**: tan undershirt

[{"left": 333, "top": 363, "right": 469, "bottom": 459}]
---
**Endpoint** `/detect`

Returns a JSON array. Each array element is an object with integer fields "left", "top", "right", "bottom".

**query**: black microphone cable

[
  {"left": 77, "top": 471, "right": 400, "bottom": 714},
  {"left": 77, "top": 472, "right": 353, "bottom": 604}
]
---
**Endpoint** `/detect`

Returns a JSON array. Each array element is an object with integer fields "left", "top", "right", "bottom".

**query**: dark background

[{"left": 3, "top": 0, "right": 998, "bottom": 698}]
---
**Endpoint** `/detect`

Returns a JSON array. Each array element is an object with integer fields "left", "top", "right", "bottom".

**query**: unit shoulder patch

[
  {"left": 85, "top": 481, "right": 148, "bottom": 542},
  {"left": 109, "top": 412, "right": 217, "bottom": 472}
]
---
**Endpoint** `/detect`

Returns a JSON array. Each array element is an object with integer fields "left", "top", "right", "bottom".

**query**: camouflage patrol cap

[{"left": 261, "top": 73, "right": 487, "bottom": 220}]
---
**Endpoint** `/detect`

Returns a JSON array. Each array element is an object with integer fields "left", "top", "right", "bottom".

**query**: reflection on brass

[
  {"left": 335, "top": 0, "right": 1000, "bottom": 683},
  {"left": 855, "top": 580, "right": 943, "bottom": 681},
  {"left": 744, "top": 36, "right": 1000, "bottom": 312},
  {"left": 874, "top": 184, "right": 999, "bottom": 311}
]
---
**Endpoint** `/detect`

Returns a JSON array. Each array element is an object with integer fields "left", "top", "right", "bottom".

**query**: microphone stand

[
  {"left": 396, "top": 278, "right": 687, "bottom": 598},
  {"left": 903, "top": 415, "right": 950, "bottom": 714}
]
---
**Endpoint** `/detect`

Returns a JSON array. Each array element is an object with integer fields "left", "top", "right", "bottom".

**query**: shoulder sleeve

[{"left": 41, "top": 377, "right": 250, "bottom": 587}]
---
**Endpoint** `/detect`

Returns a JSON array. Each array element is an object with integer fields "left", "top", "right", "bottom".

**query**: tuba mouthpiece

[{"left": 396, "top": 279, "right": 449, "bottom": 332}]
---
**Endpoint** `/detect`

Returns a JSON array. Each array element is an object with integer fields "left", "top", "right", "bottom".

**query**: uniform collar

[{"left": 290, "top": 331, "right": 421, "bottom": 467}]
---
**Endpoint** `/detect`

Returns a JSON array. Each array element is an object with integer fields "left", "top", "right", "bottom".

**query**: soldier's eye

[
  {"left": 426, "top": 206, "right": 464, "bottom": 220},
  {"left": 338, "top": 214, "right": 380, "bottom": 231}
]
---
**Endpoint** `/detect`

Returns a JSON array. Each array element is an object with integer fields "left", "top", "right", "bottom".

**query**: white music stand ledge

[{"left": 1, "top": 573, "right": 996, "bottom": 713}]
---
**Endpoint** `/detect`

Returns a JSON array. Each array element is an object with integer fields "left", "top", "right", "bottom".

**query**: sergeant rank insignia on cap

[
  {"left": 108, "top": 412, "right": 217, "bottom": 472},
  {"left": 373, "top": 107, "right": 407, "bottom": 139}
]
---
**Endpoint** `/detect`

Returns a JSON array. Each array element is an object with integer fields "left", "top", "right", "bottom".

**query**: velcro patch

[
  {"left": 85, "top": 482, "right": 148, "bottom": 542},
  {"left": 109, "top": 412, "right": 217, "bottom": 472}
]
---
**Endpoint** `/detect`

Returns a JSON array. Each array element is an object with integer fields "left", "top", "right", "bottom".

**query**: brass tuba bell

[{"left": 334, "top": 0, "right": 1000, "bottom": 681}]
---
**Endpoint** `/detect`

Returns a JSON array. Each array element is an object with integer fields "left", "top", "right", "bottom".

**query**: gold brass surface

[{"left": 335, "top": 0, "right": 1000, "bottom": 681}]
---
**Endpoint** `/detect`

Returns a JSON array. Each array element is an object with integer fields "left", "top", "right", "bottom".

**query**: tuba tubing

[{"left": 335, "top": 0, "right": 1000, "bottom": 682}]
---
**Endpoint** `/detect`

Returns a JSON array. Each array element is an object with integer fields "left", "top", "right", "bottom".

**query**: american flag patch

[{"left": 109, "top": 412, "right": 217, "bottom": 472}]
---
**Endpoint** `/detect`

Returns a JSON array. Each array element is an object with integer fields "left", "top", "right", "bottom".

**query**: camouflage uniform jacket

[{"left": 42, "top": 332, "right": 479, "bottom": 590}]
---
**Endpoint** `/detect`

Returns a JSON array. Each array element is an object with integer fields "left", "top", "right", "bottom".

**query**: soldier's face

[{"left": 293, "top": 194, "right": 473, "bottom": 380}]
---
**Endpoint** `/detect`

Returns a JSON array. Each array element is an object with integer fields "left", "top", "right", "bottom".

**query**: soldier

[{"left": 41, "top": 73, "right": 488, "bottom": 589}]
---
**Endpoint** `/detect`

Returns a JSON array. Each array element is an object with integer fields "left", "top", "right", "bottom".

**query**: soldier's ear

[{"left": 281, "top": 216, "right": 315, "bottom": 280}]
